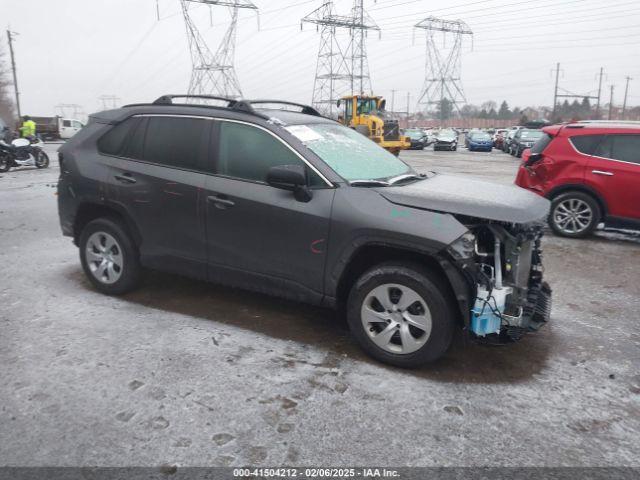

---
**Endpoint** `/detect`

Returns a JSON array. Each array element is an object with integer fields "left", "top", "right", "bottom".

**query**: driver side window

[{"left": 217, "top": 121, "right": 322, "bottom": 185}]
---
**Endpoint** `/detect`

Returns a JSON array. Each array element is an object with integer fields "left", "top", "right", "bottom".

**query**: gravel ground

[{"left": 0, "top": 143, "right": 638, "bottom": 467}]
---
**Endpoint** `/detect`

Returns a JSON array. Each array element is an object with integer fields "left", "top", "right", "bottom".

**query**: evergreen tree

[
  {"left": 498, "top": 101, "right": 510, "bottom": 119},
  {"left": 435, "top": 98, "right": 454, "bottom": 121}
]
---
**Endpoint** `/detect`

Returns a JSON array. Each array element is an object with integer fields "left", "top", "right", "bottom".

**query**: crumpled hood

[{"left": 378, "top": 174, "right": 550, "bottom": 224}]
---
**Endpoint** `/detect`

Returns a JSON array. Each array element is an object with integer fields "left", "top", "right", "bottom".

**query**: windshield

[
  {"left": 471, "top": 133, "right": 491, "bottom": 141},
  {"left": 357, "top": 98, "right": 378, "bottom": 115},
  {"left": 286, "top": 123, "right": 411, "bottom": 182},
  {"left": 520, "top": 130, "right": 543, "bottom": 139},
  {"left": 405, "top": 130, "right": 424, "bottom": 139},
  {"left": 438, "top": 130, "right": 456, "bottom": 139}
]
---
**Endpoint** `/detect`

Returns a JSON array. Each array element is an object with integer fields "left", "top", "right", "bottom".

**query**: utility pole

[
  {"left": 390, "top": 89, "right": 396, "bottom": 114},
  {"left": 622, "top": 76, "right": 632, "bottom": 119},
  {"left": 6, "top": 29, "right": 21, "bottom": 119},
  {"left": 406, "top": 92, "right": 410, "bottom": 117},
  {"left": 551, "top": 62, "right": 560, "bottom": 118},
  {"left": 596, "top": 67, "right": 604, "bottom": 119},
  {"left": 608, "top": 85, "right": 614, "bottom": 120}
]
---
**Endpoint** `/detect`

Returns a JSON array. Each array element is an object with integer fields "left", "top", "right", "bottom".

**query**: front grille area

[{"left": 383, "top": 121, "right": 400, "bottom": 140}]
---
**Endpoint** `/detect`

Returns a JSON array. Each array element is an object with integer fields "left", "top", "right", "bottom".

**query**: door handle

[
  {"left": 207, "top": 194, "right": 235, "bottom": 208},
  {"left": 114, "top": 173, "right": 136, "bottom": 184},
  {"left": 591, "top": 170, "right": 614, "bottom": 176}
]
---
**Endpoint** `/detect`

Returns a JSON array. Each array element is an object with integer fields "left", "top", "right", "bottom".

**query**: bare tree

[{"left": 0, "top": 44, "right": 16, "bottom": 125}]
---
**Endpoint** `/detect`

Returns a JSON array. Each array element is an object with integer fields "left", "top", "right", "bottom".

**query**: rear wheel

[
  {"left": 0, "top": 155, "right": 9, "bottom": 173},
  {"left": 79, "top": 218, "right": 142, "bottom": 294},
  {"left": 347, "top": 262, "right": 455, "bottom": 368},
  {"left": 549, "top": 191, "right": 600, "bottom": 238}
]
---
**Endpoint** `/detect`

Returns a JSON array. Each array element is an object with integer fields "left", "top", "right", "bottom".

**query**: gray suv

[{"left": 57, "top": 95, "right": 552, "bottom": 367}]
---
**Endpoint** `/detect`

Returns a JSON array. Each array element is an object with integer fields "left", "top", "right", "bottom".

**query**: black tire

[
  {"left": 347, "top": 262, "right": 456, "bottom": 368},
  {"left": 452, "top": 146, "right": 457, "bottom": 151},
  {"left": 0, "top": 155, "right": 10, "bottom": 173},
  {"left": 548, "top": 191, "right": 600, "bottom": 238},
  {"left": 79, "top": 217, "right": 142, "bottom": 295},
  {"left": 35, "top": 150, "right": 49, "bottom": 168}
]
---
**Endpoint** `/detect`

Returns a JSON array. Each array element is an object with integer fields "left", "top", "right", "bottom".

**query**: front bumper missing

[{"left": 455, "top": 222, "right": 552, "bottom": 343}]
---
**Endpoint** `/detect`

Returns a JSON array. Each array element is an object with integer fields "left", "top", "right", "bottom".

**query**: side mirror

[
  {"left": 379, "top": 99, "right": 386, "bottom": 111},
  {"left": 266, "top": 165, "right": 312, "bottom": 202},
  {"left": 336, "top": 100, "right": 341, "bottom": 108}
]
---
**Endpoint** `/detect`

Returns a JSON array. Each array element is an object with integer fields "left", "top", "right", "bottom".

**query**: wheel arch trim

[{"left": 545, "top": 183, "right": 607, "bottom": 218}]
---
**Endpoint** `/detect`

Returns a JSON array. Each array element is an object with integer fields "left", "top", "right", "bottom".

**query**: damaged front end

[{"left": 447, "top": 219, "right": 552, "bottom": 343}]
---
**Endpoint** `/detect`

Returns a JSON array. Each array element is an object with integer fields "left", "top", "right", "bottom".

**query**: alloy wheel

[
  {"left": 85, "top": 231, "right": 124, "bottom": 284},
  {"left": 553, "top": 198, "right": 593, "bottom": 235},
  {"left": 361, "top": 283, "right": 432, "bottom": 354}
]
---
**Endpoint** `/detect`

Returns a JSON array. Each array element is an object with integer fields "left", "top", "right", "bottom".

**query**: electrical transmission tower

[
  {"left": 302, "top": 1, "right": 379, "bottom": 117},
  {"left": 414, "top": 17, "right": 472, "bottom": 116},
  {"left": 99, "top": 95, "right": 121, "bottom": 110},
  {"left": 180, "top": 0, "right": 257, "bottom": 100}
]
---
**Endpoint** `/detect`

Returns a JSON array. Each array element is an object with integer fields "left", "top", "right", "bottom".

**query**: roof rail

[
  {"left": 124, "top": 95, "right": 322, "bottom": 119},
  {"left": 244, "top": 100, "right": 322, "bottom": 117},
  {"left": 152, "top": 94, "right": 238, "bottom": 107}
]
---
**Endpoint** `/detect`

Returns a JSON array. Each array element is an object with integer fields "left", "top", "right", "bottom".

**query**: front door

[
  {"left": 204, "top": 120, "right": 335, "bottom": 300},
  {"left": 586, "top": 134, "right": 640, "bottom": 221}
]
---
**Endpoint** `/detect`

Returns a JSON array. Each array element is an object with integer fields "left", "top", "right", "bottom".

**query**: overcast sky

[{"left": 2, "top": 0, "right": 639, "bottom": 118}]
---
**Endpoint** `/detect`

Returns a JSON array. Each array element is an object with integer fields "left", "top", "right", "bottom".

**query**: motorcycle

[{"left": 0, "top": 136, "right": 50, "bottom": 172}]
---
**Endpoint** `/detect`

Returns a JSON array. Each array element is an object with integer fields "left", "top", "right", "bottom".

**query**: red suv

[{"left": 515, "top": 121, "right": 640, "bottom": 238}]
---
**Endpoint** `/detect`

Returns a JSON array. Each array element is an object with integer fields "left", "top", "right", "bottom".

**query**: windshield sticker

[{"left": 285, "top": 125, "right": 323, "bottom": 143}]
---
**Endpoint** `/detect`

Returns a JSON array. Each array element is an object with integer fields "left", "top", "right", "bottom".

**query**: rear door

[
  {"left": 102, "top": 115, "right": 211, "bottom": 278},
  {"left": 203, "top": 120, "right": 335, "bottom": 300},
  {"left": 586, "top": 134, "right": 640, "bottom": 220}
]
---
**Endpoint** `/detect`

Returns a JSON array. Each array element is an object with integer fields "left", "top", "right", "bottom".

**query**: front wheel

[
  {"left": 35, "top": 150, "right": 49, "bottom": 168},
  {"left": 79, "top": 217, "right": 142, "bottom": 294},
  {"left": 0, "top": 155, "right": 10, "bottom": 173},
  {"left": 347, "top": 262, "right": 456, "bottom": 368}
]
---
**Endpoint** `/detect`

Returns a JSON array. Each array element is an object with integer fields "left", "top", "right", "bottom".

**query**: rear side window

[
  {"left": 593, "top": 134, "right": 640, "bottom": 164},
  {"left": 142, "top": 116, "right": 208, "bottom": 170},
  {"left": 531, "top": 133, "right": 553, "bottom": 154},
  {"left": 97, "top": 117, "right": 141, "bottom": 155},
  {"left": 611, "top": 135, "right": 640, "bottom": 164},
  {"left": 570, "top": 134, "right": 604, "bottom": 155}
]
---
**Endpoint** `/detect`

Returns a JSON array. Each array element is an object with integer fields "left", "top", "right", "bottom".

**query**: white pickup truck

[{"left": 33, "top": 116, "right": 84, "bottom": 140}]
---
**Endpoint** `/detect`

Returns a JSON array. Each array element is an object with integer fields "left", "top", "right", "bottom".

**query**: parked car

[
  {"left": 516, "top": 121, "right": 640, "bottom": 237},
  {"left": 433, "top": 130, "right": 458, "bottom": 151},
  {"left": 464, "top": 128, "right": 481, "bottom": 148},
  {"left": 58, "top": 95, "right": 551, "bottom": 368},
  {"left": 493, "top": 129, "right": 508, "bottom": 149},
  {"left": 510, "top": 129, "right": 544, "bottom": 157},
  {"left": 403, "top": 128, "right": 429, "bottom": 150},
  {"left": 467, "top": 132, "right": 494, "bottom": 152},
  {"left": 502, "top": 126, "right": 524, "bottom": 152}
]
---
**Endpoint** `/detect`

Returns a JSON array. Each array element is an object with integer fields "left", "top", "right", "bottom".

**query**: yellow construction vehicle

[{"left": 336, "top": 95, "right": 410, "bottom": 155}]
